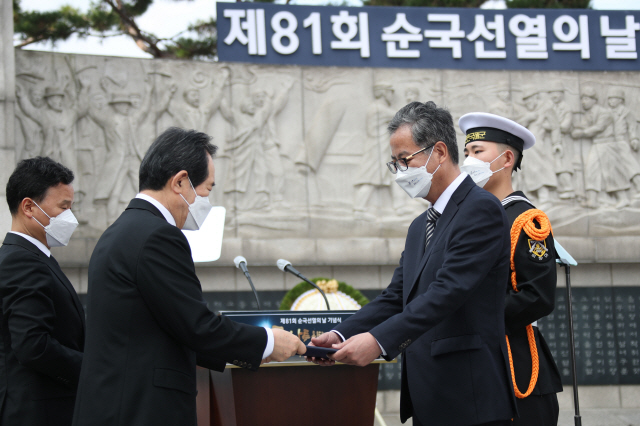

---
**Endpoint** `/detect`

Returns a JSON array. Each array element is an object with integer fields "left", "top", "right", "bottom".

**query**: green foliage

[
  {"left": 279, "top": 277, "right": 370, "bottom": 311},
  {"left": 13, "top": 0, "right": 219, "bottom": 59},
  {"left": 506, "top": 0, "right": 591, "bottom": 7},
  {"left": 14, "top": 5, "right": 92, "bottom": 45}
]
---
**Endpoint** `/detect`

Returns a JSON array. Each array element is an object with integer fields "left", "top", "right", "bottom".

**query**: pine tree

[{"left": 13, "top": 0, "right": 223, "bottom": 60}]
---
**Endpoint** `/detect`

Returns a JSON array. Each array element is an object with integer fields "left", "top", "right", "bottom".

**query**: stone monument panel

[
  {"left": 0, "top": 0, "right": 15, "bottom": 236},
  {"left": 539, "top": 286, "right": 640, "bottom": 385},
  {"left": 10, "top": 50, "right": 640, "bottom": 265}
]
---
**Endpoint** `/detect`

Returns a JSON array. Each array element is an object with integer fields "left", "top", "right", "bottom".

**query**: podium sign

[
  {"left": 200, "top": 310, "right": 380, "bottom": 426},
  {"left": 220, "top": 310, "right": 356, "bottom": 348}
]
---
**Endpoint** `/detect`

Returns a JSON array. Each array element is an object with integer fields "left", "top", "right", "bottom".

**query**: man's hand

[
  {"left": 263, "top": 329, "right": 306, "bottom": 363},
  {"left": 306, "top": 331, "right": 342, "bottom": 366},
  {"left": 332, "top": 333, "right": 382, "bottom": 367}
]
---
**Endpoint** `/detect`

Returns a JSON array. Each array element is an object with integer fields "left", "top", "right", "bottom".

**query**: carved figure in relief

[
  {"left": 607, "top": 88, "right": 640, "bottom": 202},
  {"left": 15, "top": 85, "right": 45, "bottom": 159},
  {"left": 547, "top": 82, "right": 576, "bottom": 199},
  {"left": 165, "top": 69, "right": 229, "bottom": 131},
  {"left": 15, "top": 80, "right": 89, "bottom": 175},
  {"left": 405, "top": 87, "right": 420, "bottom": 103},
  {"left": 220, "top": 80, "right": 293, "bottom": 211},
  {"left": 354, "top": 82, "right": 398, "bottom": 218},
  {"left": 516, "top": 87, "right": 557, "bottom": 206},
  {"left": 89, "top": 88, "right": 154, "bottom": 224},
  {"left": 294, "top": 72, "right": 350, "bottom": 208},
  {"left": 489, "top": 86, "right": 515, "bottom": 119},
  {"left": 572, "top": 86, "right": 640, "bottom": 209}
]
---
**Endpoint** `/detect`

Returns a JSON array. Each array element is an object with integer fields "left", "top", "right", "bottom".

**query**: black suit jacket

[
  {"left": 72, "top": 199, "right": 268, "bottom": 426},
  {"left": 0, "top": 233, "right": 85, "bottom": 426},
  {"left": 335, "top": 175, "right": 517, "bottom": 426},
  {"left": 503, "top": 192, "right": 563, "bottom": 399}
]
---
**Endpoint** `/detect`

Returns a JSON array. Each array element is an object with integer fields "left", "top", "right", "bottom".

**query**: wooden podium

[{"left": 196, "top": 360, "right": 382, "bottom": 426}]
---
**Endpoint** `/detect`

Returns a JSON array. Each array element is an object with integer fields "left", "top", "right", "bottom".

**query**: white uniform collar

[
  {"left": 9, "top": 231, "right": 51, "bottom": 257},
  {"left": 433, "top": 172, "right": 468, "bottom": 214},
  {"left": 135, "top": 193, "right": 177, "bottom": 226}
]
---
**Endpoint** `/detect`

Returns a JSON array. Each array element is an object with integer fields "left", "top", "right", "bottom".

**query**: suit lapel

[
  {"left": 44, "top": 255, "right": 86, "bottom": 331},
  {"left": 405, "top": 176, "right": 475, "bottom": 302},
  {"left": 2, "top": 233, "right": 86, "bottom": 331},
  {"left": 406, "top": 203, "right": 459, "bottom": 301}
]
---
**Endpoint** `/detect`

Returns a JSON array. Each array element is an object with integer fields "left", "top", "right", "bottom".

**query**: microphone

[
  {"left": 234, "top": 256, "right": 262, "bottom": 310},
  {"left": 277, "top": 259, "right": 331, "bottom": 310}
]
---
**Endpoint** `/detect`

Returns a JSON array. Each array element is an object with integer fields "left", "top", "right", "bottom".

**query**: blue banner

[{"left": 217, "top": 3, "right": 640, "bottom": 71}]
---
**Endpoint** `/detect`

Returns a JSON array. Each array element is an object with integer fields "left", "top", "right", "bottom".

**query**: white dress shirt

[
  {"left": 433, "top": 172, "right": 467, "bottom": 214},
  {"left": 135, "top": 193, "right": 274, "bottom": 359},
  {"left": 9, "top": 231, "right": 51, "bottom": 257},
  {"left": 136, "top": 193, "right": 176, "bottom": 225}
]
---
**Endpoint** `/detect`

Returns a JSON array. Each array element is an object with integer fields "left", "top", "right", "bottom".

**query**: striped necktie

[{"left": 425, "top": 207, "right": 441, "bottom": 251}]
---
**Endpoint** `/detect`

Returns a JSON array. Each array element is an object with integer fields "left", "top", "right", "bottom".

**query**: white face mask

[
  {"left": 180, "top": 178, "right": 212, "bottom": 231},
  {"left": 395, "top": 148, "right": 441, "bottom": 199},
  {"left": 460, "top": 151, "right": 506, "bottom": 188},
  {"left": 32, "top": 202, "right": 79, "bottom": 247}
]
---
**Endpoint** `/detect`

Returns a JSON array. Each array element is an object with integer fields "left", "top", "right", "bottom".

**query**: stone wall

[
  {"left": 9, "top": 50, "right": 640, "bottom": 274},
  {"left": 0, "top": 0, "right": 15, "bottom": 237}
]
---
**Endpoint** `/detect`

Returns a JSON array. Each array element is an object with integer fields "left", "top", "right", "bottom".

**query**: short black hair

[
  {"left": 388, "top": 101, "right": 459, "bottom": 165},
  {"left": 496, "top": 143, "right": 522, "bottom": 174},
  {"left": 6, "top": 156, "right": 75, "bottom": 215},
  {"left": 139, "top": 127, "right": 217, "bottom": 191}
]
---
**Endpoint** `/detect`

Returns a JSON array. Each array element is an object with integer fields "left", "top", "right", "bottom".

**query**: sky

[{"left": 16, "top": 0, "right": 640, "bottom": 59}]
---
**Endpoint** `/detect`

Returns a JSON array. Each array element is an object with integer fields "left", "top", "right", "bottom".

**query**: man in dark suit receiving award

[
  {"left": 1, "top": 157, "right": 85, "bottom": 426},
  {"left": 72, "top": 127, "right": 305, "bottom": 426},
  {"left": 311, "top": 102, "right": 517, "bottom": 426}
]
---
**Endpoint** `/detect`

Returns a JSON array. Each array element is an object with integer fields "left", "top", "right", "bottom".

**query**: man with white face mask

[
  {"left": 73, "top": 127, "right": 306, "bottom": 426},
  {"left": 460, "top": 112, "right": 563, "bottom": 426},
  {"left": 0, "top": 157, "right": 85, "bottom": 426},
  {"left": 311, "top": 102, "right": 516, "bottom": 426}
]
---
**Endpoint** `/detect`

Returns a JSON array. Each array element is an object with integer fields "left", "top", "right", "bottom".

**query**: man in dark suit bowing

[
  {"left": 311, "top": 102, "right": 516, "bottom": 426},
  {"left": 1, "top": 157, "right": 85, "bottom": 426},
  {"left": 72, "top": 127, "right": 305, "bottom": 426}
]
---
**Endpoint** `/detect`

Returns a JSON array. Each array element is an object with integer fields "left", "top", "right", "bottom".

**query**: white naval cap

[{"left": 459, "top": 112, "right": 536, "bottom": 151}]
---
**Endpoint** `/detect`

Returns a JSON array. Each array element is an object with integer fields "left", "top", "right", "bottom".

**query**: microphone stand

[
  {"left": 560, "top": 262, "right": 581, "bottom": 426},
  {"left": 297, "top": 274, "right": 331, "bottom": 311},
  {"left": 243, "top": 270, "right": 262, "bottom": 311},
  {"left": 555, "top": 240, "right": 580, "bottom": 426}
]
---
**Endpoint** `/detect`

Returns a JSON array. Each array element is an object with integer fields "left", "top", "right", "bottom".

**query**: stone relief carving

[
  {"left": 220, "top": 77, "right": 293, "bottom": 212},
  {"left": 12, "top": 51, "right": 640, "bottom": 239},
  {"left": 517, "top": 86, "right": 559, "bottom": 208},
  {"left": 574, "top": 85, "right": 640, "bottom": 210}
]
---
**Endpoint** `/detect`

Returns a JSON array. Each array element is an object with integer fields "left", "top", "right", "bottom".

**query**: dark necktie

[{"left": 425, "top": 207, "right": 441, "bottom": 251}]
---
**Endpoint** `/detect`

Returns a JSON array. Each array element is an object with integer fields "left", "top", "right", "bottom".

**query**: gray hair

[{"left": 387, "top": 101, "right": 459, "bottom": 165}]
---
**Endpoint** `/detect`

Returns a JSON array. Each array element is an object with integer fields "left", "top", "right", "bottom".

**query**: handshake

[{"left": 262, "top": 329, "right": 382, "bottom": 367}]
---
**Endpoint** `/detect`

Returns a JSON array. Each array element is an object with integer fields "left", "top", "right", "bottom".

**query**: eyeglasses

[{"left": 386, "top": 146, "right": 431, "bottom": 174}]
